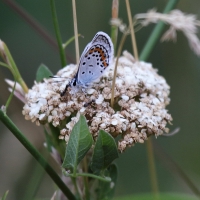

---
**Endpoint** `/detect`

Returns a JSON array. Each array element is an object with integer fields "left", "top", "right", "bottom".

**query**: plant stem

[
  {"left": 154, "top": 142, "right": 200, "bottom": 198},
  {"left": 2, "top": 190, "right": 9, "bottom": 200},
  {"left": 111, "top": 33, "right": 127, "bottom": 107},
  {"left": 0, "top": 110, "right": 76, "bottom": 200},
  {"left": 139, "top": 0, "right": 179, "bottom": 61},
  {"left": 83, "top": 157, "right": 90, "bottom": 200},
  {"left": 138, "top": 0, "right": 179, "bottom": 198},
  {"left": 76, "top": 173, "right": 111, "bottom": 182},
  {"left": 111, "top": 0, "right": 119, "bottom": 54},
  {"left": 50, "top": 0, "right": 67, "bottom": 67},
  {"left": 125, "top": 0, "right": 139, "bottom": 61},
  {"left": 72, "top": 0, "right": 80, "bottom": 64},
  {"left": 146, "top": 138, "right": 159, "bottom": 199},
  {"left": 63, "top": 34, "right": 82, "bottom": 49},
  {"left": 72, "top": 177, "right": 81, "bottom": 200}
]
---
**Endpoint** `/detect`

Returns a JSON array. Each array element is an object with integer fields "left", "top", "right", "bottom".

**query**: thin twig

[
  {"left": 125, "top": 0, "right": 139, "bottom": 61},
  {"left": 72, "top": 0, "right": 80, "bottom": 64},
  {"left": 111, "top": 0, "right": 119, "bottom": 54},
  {"left": 63, "top": 34, "right": 83, "bottom": 49},
  {"left": 162, "top": 127, "right": 180, "bottom": 137},
  {"left": 111, "top": 33, "right": 127, "bottom": 107}
]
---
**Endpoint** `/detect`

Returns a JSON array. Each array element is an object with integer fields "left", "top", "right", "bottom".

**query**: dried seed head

[{"left": 22, "top": 51, "right": 172, "bottom": 152}]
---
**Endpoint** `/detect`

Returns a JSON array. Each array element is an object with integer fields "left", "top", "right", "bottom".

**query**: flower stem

[
  {"left": 83, "top": 157, "right": 90, "bottom": 200},
  {"left": 138, "top": 0, "right": 179, "bottom": 198},
  {"left": 76, "top": 173, "right": 111, "bottom": 182},
  {"left": 146, "top": 138, "right": 159, "bottom": 199},
  {"left": 111, "top": 0, "right": 119, "bottom": 54},
  {"left": 50, "top": 0, "right": 67, "bottom": 67},
  {"left": 72, "top": 177, "right": 81, "bottom": 200},
  {"left": 139, "top": 0, "right": 179, "bottom": 61},
  {"left": 125, "top": 0, "right": 139, "bottom": 61},
  {"left": 0, "top": 110, "right": 76, "bottom": 200},
  {"left": 72, "top": 0, "right": 80, "bottom": 64},
  {"left": 111, "top": 33, "right": 127, "bottom": 107}
]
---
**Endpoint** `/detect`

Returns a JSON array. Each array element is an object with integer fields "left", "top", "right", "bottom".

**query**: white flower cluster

[{"left": 22, "top": 51, "right": 172, "bottom": 152}]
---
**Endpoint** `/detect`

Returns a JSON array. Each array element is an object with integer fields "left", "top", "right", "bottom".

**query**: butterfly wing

[{"left": 76, "top": 31, "right": 114, "bottom": 87}]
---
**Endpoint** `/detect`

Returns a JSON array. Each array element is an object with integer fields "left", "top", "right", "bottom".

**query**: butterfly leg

[{"left": 60, "top": 84, "right": 70, "bottom": 97}]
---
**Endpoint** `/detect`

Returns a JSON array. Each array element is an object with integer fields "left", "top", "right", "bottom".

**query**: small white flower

[
  {"left": 121, "top": 94, "right": 129, "bottom": 101},
  {"left": 111, "top": 119, "right": 118, "bottom": 125},
  {"left": 87, "top": 88, "right": 96, "bottom": 94},
  {"left": 95, "top": 94, "right": 104, "bottom": 105}
]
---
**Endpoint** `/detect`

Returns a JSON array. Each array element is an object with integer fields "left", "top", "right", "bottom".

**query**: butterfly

[{"left": 60, "top": 31, "right": 114, "bottom": 96}]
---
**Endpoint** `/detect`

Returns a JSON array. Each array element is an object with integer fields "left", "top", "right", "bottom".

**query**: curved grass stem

[
  {"left": 125, "top": 0, "right": 139, "bottom": 61},
  {"left": 0, "top": 110, "right": 76, "bottom": 200},
  {"left": 139, "top": 0, "right": 179, "bottom": 61}
]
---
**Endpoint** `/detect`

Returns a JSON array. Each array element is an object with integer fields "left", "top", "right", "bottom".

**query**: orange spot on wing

[{"left": 88, "top": 47, "right": 108, "bottom": 68}]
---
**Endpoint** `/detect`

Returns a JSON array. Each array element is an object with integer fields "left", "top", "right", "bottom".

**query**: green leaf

[
  {"left": 62, "top": 115, "right": 93, "bottom": 172},
  {"left": 114, "top": 193, "right": 199, "bottom": 200},
  {"left": 97, "top": 164, "right": 118, "bottom": 200},
  {"left": 44, "top": 128, "right": 53, "bottom": 153},
  {"left": 91, "top": 130, "right": 119, "bottom": 175},
  {"left": 1, "top": 190, "right": 9, "bottom": 200},
  {"left": 36, "top": 64, "right": 53, "bottom": 82}
]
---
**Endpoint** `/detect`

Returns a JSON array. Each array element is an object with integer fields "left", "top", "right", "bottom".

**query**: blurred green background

[{"left": 0, "top": 0, "right": 200, "bottom": 199}]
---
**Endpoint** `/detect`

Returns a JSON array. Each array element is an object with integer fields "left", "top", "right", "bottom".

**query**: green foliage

[
  {"left": 1, "top": 190, "right": 9, "bottom": 200},
  {"left": 62, "top": 116, "right": 119, "bottom": 200},
  {"left": 96, "top": 164, "right": 118, "bottom": 200},
  {"left": 62, "top": 115, "right": 93, "bottom": 172},
  {"left": 91, "top": 130, "right": 119, "bottom": 175},
  {"left": 36, "top": 64, "right": 53, "bottom": 82},
  {"left": 48, "top": 124, "right": 66, "bottom": 159}
]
